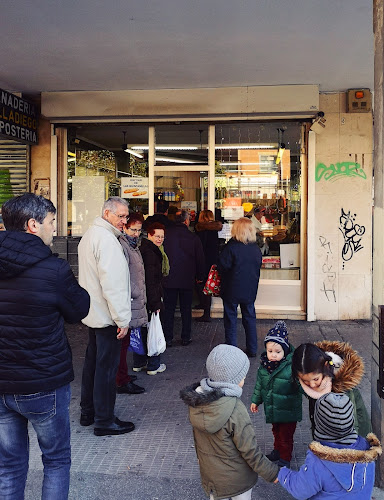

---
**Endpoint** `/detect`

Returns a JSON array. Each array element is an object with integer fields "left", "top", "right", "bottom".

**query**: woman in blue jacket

[
  {"left": 278, "top": 393, "right": 381, "bottom": 499},
  {"left": 218, "top": 217, "right": 262, "bottom": 357}
]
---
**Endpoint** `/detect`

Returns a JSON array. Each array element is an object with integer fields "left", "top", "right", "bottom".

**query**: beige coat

[{"left": 78, "top": 216, "right": 131, "bottom": 329}]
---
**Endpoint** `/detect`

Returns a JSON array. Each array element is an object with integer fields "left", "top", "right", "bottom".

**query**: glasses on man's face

[
  {"left": 127, "top": 227, "right": 141, "bottom": 234},
  {"left": 113, "top": 212, "right": 128, "bottom": 220}
]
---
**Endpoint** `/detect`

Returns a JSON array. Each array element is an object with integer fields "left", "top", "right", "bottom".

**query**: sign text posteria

[{"left": 0, "top": 89, "right": 38, "bottom": 144}]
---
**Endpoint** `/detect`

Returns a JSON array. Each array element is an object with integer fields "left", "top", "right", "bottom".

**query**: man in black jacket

[
  {"left": 162, "top": 210, "right": 205, "bottom": 346},
  {"left": 0, "top": 193, "right": 90, "bottom": 500}
]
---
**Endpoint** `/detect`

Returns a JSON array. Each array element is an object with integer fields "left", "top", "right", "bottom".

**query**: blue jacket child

[{"left": 278, "top": 393, "right": 381, "bottom": 499}]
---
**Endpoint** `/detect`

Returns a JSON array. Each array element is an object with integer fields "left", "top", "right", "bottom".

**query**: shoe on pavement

[
  {"left": 245, "top": 350, "right": 257, "bottom": 358},
  {"left": 181, "top": 339, "right": 192, "bottom": 346},
  {"left": 116, "top": 382, "right": 145, "bottom": 394},
  {"left": 166, "top": 340, "right": 173, "bottom": 347},
  {"left": 127, "top": 374, "right": 138, "bottom": 382},
  {"left": 195, "top": 316, "right": 212, "bottom": 323},
  {"left": 80, "top": 413, "right": 94, "bottom": 426},
  {"left": 94, "top": 417, "right": 135, "bottom": 436},
  {"left": 278, "top": 459, "right": 290, "bottom": 468},
  {"left": 266, "top": 449, "right": 280, "bottom": 462},
  {"left": 132, "top": 365, "right": 147, "bottom": 372},
  {"left": 147, "top": 364, "right": 167, "bottom": 375}
]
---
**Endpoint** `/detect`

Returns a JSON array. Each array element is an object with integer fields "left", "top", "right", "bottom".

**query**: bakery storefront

[{"left": 42, "top": 85, "right": 318, "bottom": 319}]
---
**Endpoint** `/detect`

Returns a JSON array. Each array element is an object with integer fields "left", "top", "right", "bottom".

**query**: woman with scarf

[
  {"left": 135, "top": 222, "right": 169, "bottom": 375},
  {"left": 115, "top": 213, "right": 148, "bottom": 393}
]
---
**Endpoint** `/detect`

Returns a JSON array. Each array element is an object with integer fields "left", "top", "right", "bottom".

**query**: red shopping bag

[{"left": 203, "top": 265, "right": 221, "bottom": 297}]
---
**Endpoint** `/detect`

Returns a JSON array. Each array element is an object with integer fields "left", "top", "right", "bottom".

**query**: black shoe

[
  {"left": 245, "top": 350, "right": 257, "bottom": 358},
  {"left": 166, "top": 340, "right": 173, "bottom": 347},
  {"left": 195, "top": 316, "right": 212, "bottom": 323},
  {"left": 181, "top": 339, "right": 192, "bottom": 346},
  {"left": 116, "top": 382, "right": 145, "bottom": 394},
  {"left": 128, "top": 374, "right": 138, "bottom": 382},
  {"left": 266, "top": 449, "right": 280, "bottom": 462},
  {"left": 80, "top": 413, "right": 94, "bottom": 426},
  {"left": 94, "top": 418, "right": 135, "bottom": 436},
  {"left": 278, "top": 459, "right": 290, "bottom": 468}
]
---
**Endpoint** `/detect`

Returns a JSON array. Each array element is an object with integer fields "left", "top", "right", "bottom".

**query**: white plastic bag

[{"left": 147, "top": 312, "right": 166, "bottom": 357}]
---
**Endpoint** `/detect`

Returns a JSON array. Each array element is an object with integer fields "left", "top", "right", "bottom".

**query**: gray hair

[
  {"left": 175, "top": 210, "right": 190, "bottom": 223},
  {"left": 102, "top": 197, "right": 128, "bottom": 216},
  {"left": 2, "top": 193, "right": 56, "bottom": 232}
]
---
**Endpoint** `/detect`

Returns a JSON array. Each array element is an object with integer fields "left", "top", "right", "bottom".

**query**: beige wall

[
  {"left": 314, "top": 93, "right": 373, "bottom": 320},
  {"left": 30, "top": 118, "right": 52, "bottom": 196}
]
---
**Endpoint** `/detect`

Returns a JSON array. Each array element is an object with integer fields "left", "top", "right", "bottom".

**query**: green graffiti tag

[{"left": 315, "top": 162, "right": 367, "bottom": 182}]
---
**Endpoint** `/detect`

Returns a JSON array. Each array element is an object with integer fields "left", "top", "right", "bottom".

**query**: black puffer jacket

[
  {"left": 140, "top": 237, "right": 164, "bottom": 313},
  {"left": 0, "top": 231, "right": 90, "bottom": 394}
]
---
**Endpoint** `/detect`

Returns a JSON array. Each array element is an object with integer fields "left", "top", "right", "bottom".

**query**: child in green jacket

[{"left": 251, "top": 321, "right": 302, "bottom": 468}]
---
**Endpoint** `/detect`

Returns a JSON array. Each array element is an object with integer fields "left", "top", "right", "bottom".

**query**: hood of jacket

[
  {"left": 309, "top": 434, "right": 381, "bottom": 492},
  {"left": 195, "top": 220, "right": 223, "bottom": 232},
  {"left": 315, "top": 340, "right": 364, "bottom": 393},
  {"left": 180, "top": 383, "right": 237, "bottom": 434},
  {"left": 0, "top": 231, "right": 51, "bottom": 279}
]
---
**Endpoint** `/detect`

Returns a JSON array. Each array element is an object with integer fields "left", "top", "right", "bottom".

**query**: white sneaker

[{"left": 147, "top": 364, "right": 166, "bottom": 375}]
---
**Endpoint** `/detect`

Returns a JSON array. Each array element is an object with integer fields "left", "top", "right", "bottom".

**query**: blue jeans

[
  {"left": 223, "top": 301, "right": 258, "bottom": 355},
  {"left": 0, "top": 384, "right": 71, "bottom": 500}
]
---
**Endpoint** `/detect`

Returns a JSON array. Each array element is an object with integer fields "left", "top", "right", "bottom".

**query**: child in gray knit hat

[
  {"left": 278, "top": 392, "right": 381, "bottom": 499},
  {"left": 180, "top": 344, "right": 279, "bottom": 500},
  {"left": 250, "top": 321, "right": 302, "bottom": 468}
]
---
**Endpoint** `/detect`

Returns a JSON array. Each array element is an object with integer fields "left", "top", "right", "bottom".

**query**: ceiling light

[
  {"left": 123, "top": 146, "right": 144, "bottom": 158},
  {"left": 155, "top": 156, "right": 199, "bottom": 164}
]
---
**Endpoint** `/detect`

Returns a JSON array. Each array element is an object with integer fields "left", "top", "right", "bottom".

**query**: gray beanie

[
  {"left": 314, "top": 393, "right": 358, "bottom": 445},
  {"left": 206, "top": 344, "right": 250, "bottom": 385}
]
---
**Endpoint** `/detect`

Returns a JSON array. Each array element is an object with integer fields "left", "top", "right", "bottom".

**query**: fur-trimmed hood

[
  {"left": 307, "top": 434, "right": 381, "bottom": 494},
  {"left": 180, "top": 383, "right": 236, "bottom": 434},
  {"left": 315, "top": 340, "right": 364, "bottom": 393},
  {"left": 309, "top": 433, "right": 381, "bottom": 464},
  {"left": 195, "top": 220, "right": 223, "bottom": 232}
]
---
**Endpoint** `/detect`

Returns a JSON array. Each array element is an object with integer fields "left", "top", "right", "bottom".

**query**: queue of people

[{"left": 0, "top": 193, "right": 381, "bottom": 499}]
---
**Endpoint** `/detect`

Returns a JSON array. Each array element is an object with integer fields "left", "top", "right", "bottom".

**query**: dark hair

[
  {"left": 2, "top": 193, "right": 56, "bottom": 232},
  {"left": 292, "top": 343, "right": 334, "bottom": 380},
  {"left": 167, "top": 205, "right": 178, "bottom": 215},
  {"left": 175, "top": 210, "right": 190, "bottom": 224},
  {"left": 147, "top": 222, "right": 165, "bottom": 236},
  {"left": 156, "top": 200, "right": 169, "bottom": 214},
  {"left": 125, "top": 212, "right": 144, "bottom": 228}
]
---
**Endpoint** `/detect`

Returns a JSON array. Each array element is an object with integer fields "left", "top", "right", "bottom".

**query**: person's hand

[
  {"left": 273, "top": 478, "right": 279, "bottom": 484},
  {"left": 250, "top": 403, "right": 258, "bottom": 413},
  {"left": 155, "top": 309, "right": 160, "bottom": 314},
  {"left": 117, "top": 326, "right": 129, "bottom": 339}
]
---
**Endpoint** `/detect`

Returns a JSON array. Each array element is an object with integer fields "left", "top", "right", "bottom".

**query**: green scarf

[{"left": 159, "top": 245, "right": 170, "bottom": 276}]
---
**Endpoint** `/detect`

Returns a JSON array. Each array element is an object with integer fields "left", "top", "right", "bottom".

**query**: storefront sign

[
  {"left": 224, "top": 197, "right": 242, "bottom": 207},
  {"left": 0, "top": 89, "right": 38, "bottom": 144},
  {"left": 121, "top": 177, "right": 149, "bottom": 198},
  {"left": 222, "top": 206, "right": 244, "bottom": 220}
]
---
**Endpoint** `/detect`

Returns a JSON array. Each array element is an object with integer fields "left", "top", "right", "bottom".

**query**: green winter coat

[{"left": 251, "top": 345, "right": 302, "bottom": 424}]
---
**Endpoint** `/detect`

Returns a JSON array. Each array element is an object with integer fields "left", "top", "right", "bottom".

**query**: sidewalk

[{"left": 25, "top": 318, "right": 383, "bottom": 499}]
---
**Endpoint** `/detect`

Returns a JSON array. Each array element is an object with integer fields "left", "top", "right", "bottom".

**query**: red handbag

[{"left": 203, "top": 265, "right": 221, "bottom": 297}]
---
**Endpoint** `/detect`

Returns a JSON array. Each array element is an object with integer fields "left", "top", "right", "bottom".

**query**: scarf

[
  {"left": 299, "top": 375, "right": 333, "bottom": 400},
  {"left": 159, "top": 244, "right": 170, "bottom": 276},
  {"left": 125, "top": 234, "right": 138, "bottom": 248},
  {"left": 260, "top": 351, "right": 284, "bottom": 374},
  {"left": 199, "top": 377, "right": 243, "bottom": 398}
]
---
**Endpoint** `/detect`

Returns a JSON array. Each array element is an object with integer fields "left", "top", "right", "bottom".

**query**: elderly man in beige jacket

[{"left": 78, "top": 197, "right": 134, "bottom": 436}]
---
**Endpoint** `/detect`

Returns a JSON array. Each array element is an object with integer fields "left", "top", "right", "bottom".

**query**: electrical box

[{"left": 347, "top": 89, "right": 372, "bottom": 113}]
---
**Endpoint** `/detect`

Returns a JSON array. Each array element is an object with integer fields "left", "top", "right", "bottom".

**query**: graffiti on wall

[
  {"left": 319, "top": 236, "right": 337, "bottom": 302},
  {"left": 339, "top": 208, "right": 365, "bottom": 269},
  {"left": 315, "top": 162, "right": 366, "bottom": 182}
]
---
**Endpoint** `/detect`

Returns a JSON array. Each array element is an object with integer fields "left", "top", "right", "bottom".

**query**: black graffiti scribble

[
  {"left": 319, "top": 236, "right": 337, "bottom": 302},
  {"left": 339, "top": 208, "right": 365, "bottom": 265}
]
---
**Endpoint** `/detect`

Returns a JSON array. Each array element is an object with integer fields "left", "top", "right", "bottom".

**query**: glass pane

[{"left": 215, "top": 122, "right": 302, "bottom": 280}]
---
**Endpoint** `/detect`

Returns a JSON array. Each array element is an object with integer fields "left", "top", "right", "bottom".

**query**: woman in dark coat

[
  {"left": 138, "top": 222, "right": 168, "bottom": 375},
  {"left": 218, "top": 217, "right": 262, "bottom": 357},
  {"left": 194, "top": 209, "right": 223, "bottom": 322}
]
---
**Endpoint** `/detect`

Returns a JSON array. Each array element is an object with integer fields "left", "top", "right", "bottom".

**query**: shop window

[{"left": 214, "top": 122, "right": 303, "bottom": 280}]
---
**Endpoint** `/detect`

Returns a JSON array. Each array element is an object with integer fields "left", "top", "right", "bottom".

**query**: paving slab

[{"left": 23, "top": 318, "right": 383, "bottom": 499}]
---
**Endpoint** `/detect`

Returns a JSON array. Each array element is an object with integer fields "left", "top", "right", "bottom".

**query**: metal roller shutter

[{"left": 0, "top": 139, "right": 28, "bottom": 207}]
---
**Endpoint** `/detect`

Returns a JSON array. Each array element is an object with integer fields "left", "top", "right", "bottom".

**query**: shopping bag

[
  {"left": 128, "top": 327, "right": 146, "bottom": 355},
  {"left": 147, "top": 312, "right": 166, "bottom": 357},
  {"left": 203, "top": 264, "right": 221, "bottom": 297}
]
